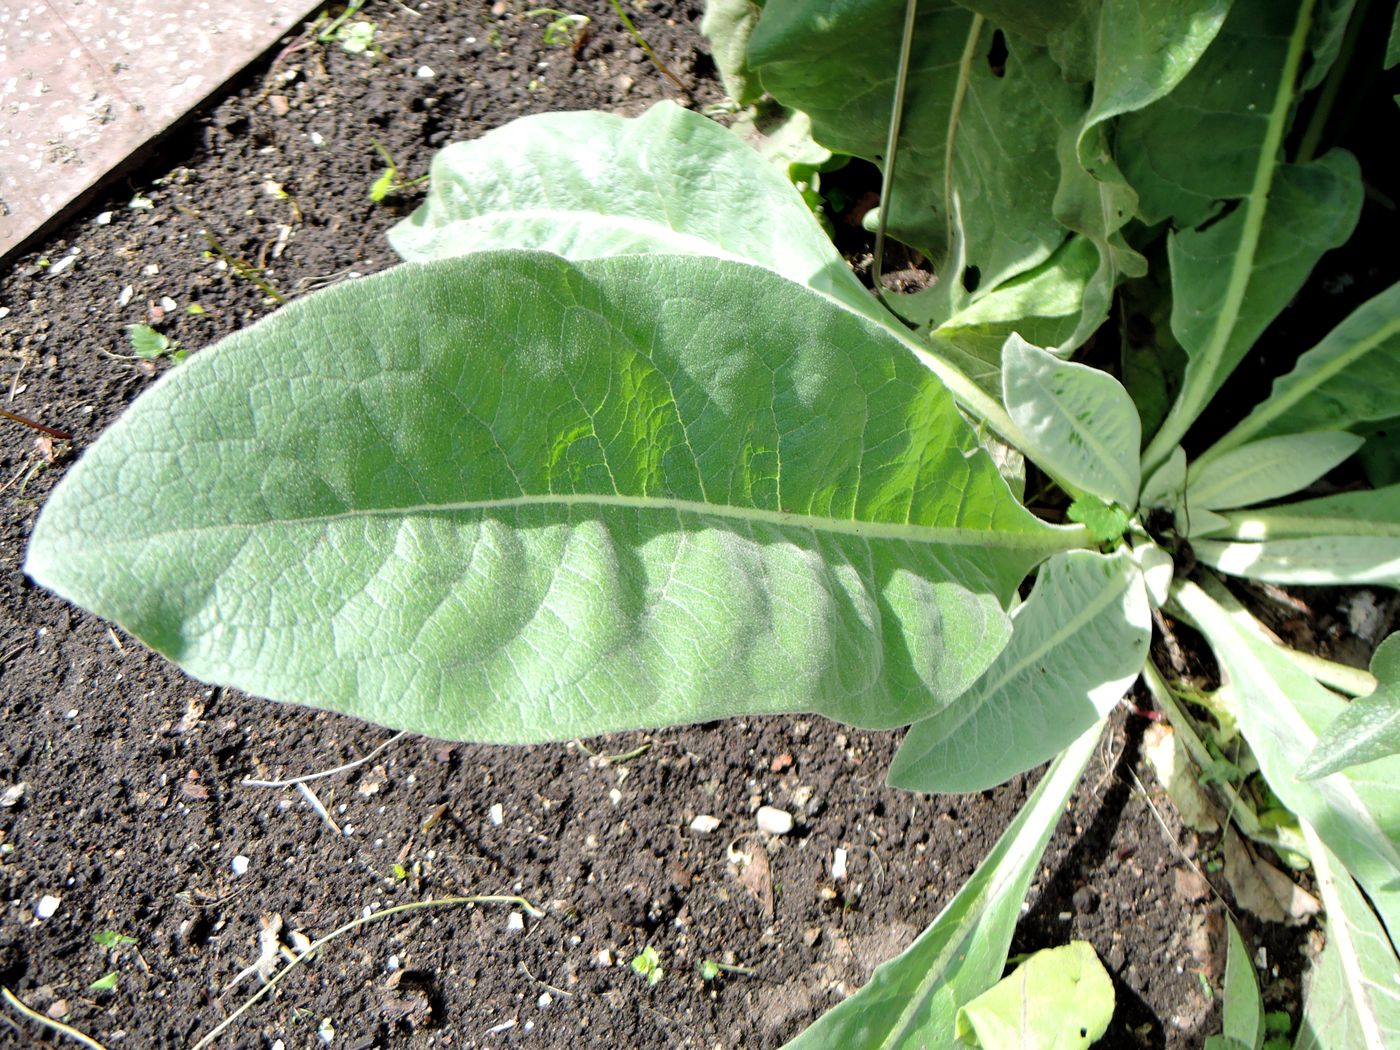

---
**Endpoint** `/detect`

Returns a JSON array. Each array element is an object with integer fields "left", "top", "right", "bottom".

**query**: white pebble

[
  {"left": 689, "top": 814, "right": 720, "bottom": 834},
  {"left": 416, "top": 65, "right": 435, "bottom": 78},
  {"left": 387, "top": 954, "right": 400, "bottom": 971},
  {"left": 0, "top": 782, "right": 27, "bottom": 808},
  {"left": 537, "top": 992, "right": 553, "bottom": 1008},
  {"left": 488, "top": 803, "right": 504, "bottom": 826},
  {"left": 118, "top": 285, "right": 133, "bottom": 307},
  {"left": 231, "top": 855, "right": 250, "bottom": 876},
  {"left": 506, "top": 911, "right": 525, "bottom": 933},
  {"left": 832, "top": 847, "right": 848, "bottom": 880},
  {"left": 756, "top": 806, "right": 793, "bottom": 835},
  {"left": 160, "top": 296, "right": 177, "bottom": 313},
  {"left": 309, "top": 131, "right": 325, "bottom": 147},
  {"left": 608, "top": 788, "right": 622, "bottom": 807},
  {"left": 95, "top": 211, "right": 114, "bottom": 225},
  {"left": 35, "top": 894, "right": 61, "bottom": 919}
]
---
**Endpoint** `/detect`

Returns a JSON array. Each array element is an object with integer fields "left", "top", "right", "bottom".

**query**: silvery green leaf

[
  {"left": 26, "top": 252, "right": 1081, "bottom": 744},
  {"left": 1184, "top": 432, "right": 1364, "bottom": 511},
  {"left": 1202, "top": 282, "right": 1400, "bottom": 463},
  {"left": 888, "top": 550, "right": 1149, "bottom": 794},
  {"left": 1139, "top": 445, "right": 1186, "bottom": 510},
  {"left": 1301, "top": 634, "right": 1400, "bottom": 779},
  {"left": 1173, "top": 579, "right": 1400, "bottom": 945},
  {"left": 954, "top": 942, "right": 1114, "bottom": 1050},
  {"left": 1001, "top": 335, "right": 1142, "bottom": 508},
  {"left": 1219, "top": 918, "right": 1265, "bottom": 1050},
  {"left": 1293, "top": 823, "right": 1400, "bottom": 1050},
  {"left": 1131, "top": 539, "right": 1173, "bottom": 609},
  {"left": 782, "top": 722, "right": 1104, "bottom": 1049}
]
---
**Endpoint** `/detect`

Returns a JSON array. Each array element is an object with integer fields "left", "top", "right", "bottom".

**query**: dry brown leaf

[
  {"left": 1143, "top": 723, "right": 1220, "bottom": 833},
  {"left": 1222, "top": 827, "right": 1320, "bottom": 925}
]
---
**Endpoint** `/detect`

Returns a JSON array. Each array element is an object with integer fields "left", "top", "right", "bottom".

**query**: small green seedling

[
  {"left": 92, "top": 930, "right": 136, "bottom": 949},
  {"left": 629, "top": 945, "right": 664, "bottom": 986},
  {"left": 125, "top": 324, "right": 185, "bottom": 363},
  {"left": 369, "top": 142, "right": 428, "bottom": 203},
  {"left": 699, "top": 959, "right": 755, "bottom": 981},
  {"left": 526, "top": 8, "right": 590, "bottom": 49},
  {"left": 317, "top": 0, "right": 377, "bottom": 56},
  {"left": 88, "top": 972, "right": 118, "bottom": 993}
]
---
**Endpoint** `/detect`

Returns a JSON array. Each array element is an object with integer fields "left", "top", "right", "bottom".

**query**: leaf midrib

[{"left": 70, "top": 490, "right": 1086, "bottom": 552}]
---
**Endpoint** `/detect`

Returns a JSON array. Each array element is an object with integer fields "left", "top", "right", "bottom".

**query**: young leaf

[
  {"left": 1197, "top": 484, "right": 1400, "bottom": 587},
  {"left": 954, "top": 941, "right": 1114, "bottom": 1050},
  {"left": 127, "top": 323, "right": 172, "bottom": 359},
  {"left": 1202, "top": 283, "right": 1400, "bottom": 463},
  {"left": 782, "top": 722, "right": 1104, "bottom": 1050},
  {"left": 888, "top": 550, "right": 1149, "bottom": 794},
  {"left": 1293, "top": 823, "right": 1400, "bottom": 1050},
  {"left": 26, "top": 253, "right": 1083, "bottom": 745},
  {"left": 1066, "top": 496, "right": 1130, "bottom": 545},
  {"left": 1218, "top": 918, "right": 1266, "bottom": 1050},
  {"left": 1184, "top": 432, "right": 1364, "bottom": 511},
  {"left": 1001, "top": 335, "right": 1141, "bottom": 509},
  {"left": 1300, "top": 634, "right": 1400, "bottom": 779},
  {"left": 88, "top": 972, "right": 118, "bottom": 993},
  {"left": 1173, "top": 578, "right": 1400, "bottom": 946}
]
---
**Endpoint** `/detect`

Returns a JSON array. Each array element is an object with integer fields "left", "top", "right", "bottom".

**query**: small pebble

[
  {"left": 689, "top": 814, "right": 720, "bottom": 834},
  {"left": 46, "top": 999, "right": 69, "bottom": 1019},
  {"left": 0, "top": 782, "right": 27, "bottom": 808},
  {"left": 35, "top": 894, "right": 61, "bottom": 920},
  {"left": 417, "top": 65, "right": 436, "bottom": 78},
  {"left": 387, "top": 954, "right": 400, "bottom": 971},
  {"left": 231, "top": 855, "right": 250, "bottom": 876},
  {"left": 608, "top": 788, "right": 622, "bottom": 807},
  {"left": 160, "top": 296, "right": 177, "bottom": 313},
  {"left": 593, "top": 948, "right": 613, "bottom": 967},
  {"left": 506, "top": 911, "right": 525, "bottom": 933},
  {"left": 118, "top": 285, "right": 134, "bottom": 307},
  {"left": 95, "top": 211, "right": 114, "bottom": 225},
  {"left": 488, "top": 803, "right": 504, "bottom": 825},
  {"left": 831, "top": 847, "right": 848, "bottom": 880},
  {"left": 756, "top": 806, "right": 793, "bottom": 835},
  {"left": 537, "top": 992, "right": 553, "bottom": 1008},
  {"left": 142, "top": 263, "right": 160, "bottom": 276}
]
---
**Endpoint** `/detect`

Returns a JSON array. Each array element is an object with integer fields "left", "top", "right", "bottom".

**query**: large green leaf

[
  {"left": 888, "top": 549, "right": 1148, "bottom": 794},
  {"left": 26, "top": 253, "right": 1082, "bottom": 744},
  {"left": 1001, "top": 335, "right": 1141, "bottom": 508},
  {"left": 386, "top": 101, "right": 874, "bottom": 319},
  {"left": 747, "top": 1, "right": 1082, "bottom": 294},
  {"left": 1199, "top": 484, "right": 1400, "bottom": 587},
  {"left": 1173, "top": 578, "right": 1400, "bottom": 945},
  {"left": 1202, "top": 282, "right": 1400, "bottom": 463},
  {"left": 1217, "top": 918, "right": 1266, "bottom": 1050},
  {"left": 1301, "top": 634, "right": 1400, "bottom": 779},
  {"left": 1294, "top": 823, "right": 1400, "bottom": 1050},
  {"left": 782, "top": 721, "right": 1104, "bottom": 1050},
  {"left": 699, "top": 0, "right": 767, "bottom": 105}
]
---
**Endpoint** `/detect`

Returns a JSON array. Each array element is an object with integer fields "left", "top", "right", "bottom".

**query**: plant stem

[
  {"left": 0, "top": 407, "right": 72, "bottom": 441},
  {"left": 1, "top": 987, "right": 109, "bottom": 1050},
  {"left": 871, "top": 0, "right": 921, "bottom": 317},
  {"left": 1140, "top": 0, "right": 1319, "bottom": 476},
  {"left": 607, "top": 0, "right": 686, "bottom": 95},
  {"left": 1281, "top": 648, "right": 1377, "bottom": 697},
  {"left": 1296, "top": 0, "right": 1371, "bottom": 163}
]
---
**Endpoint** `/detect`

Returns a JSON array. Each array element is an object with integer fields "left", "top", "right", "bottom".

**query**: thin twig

[
  {"left": 190, "top": 895, "right": 544, "bottom": 1050},
  {"left": 295, "top": 781, "right": 343, "bottom": 836},
  {"left": 242, "top": 731, "right": 409, "bottom": 788},
  {"left": 872, "top": 0, "right": 921, "bottom": 317},
  {"left": 0, "top": 407, "right": 71, "bottom": 440},
  {"left": 1, "top": 987, "right": 109, "bottom": 1050},
  {"left": 607, "top": 0, "right": 687, "bottom": 94}
]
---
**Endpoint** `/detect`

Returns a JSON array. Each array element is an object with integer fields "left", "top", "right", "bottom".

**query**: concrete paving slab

[{"left": 0, "top": 0, "right": 321, "bottom": 260}]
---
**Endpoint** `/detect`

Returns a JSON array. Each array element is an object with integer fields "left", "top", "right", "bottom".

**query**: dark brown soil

[{"left": 0, "top": 2, "right": 1356, "bottom": 1047}]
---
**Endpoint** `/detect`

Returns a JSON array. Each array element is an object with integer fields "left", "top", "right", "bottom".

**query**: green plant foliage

[
  {"left": 26, "top": 252, "right": 1079, "bottom": 744},
  {"left": 1293, "top": 824, "right": 1400, "bottom": 1049},
  {"left": 1065, "top": 497, "right": 1130, "bottom": 545},
  {"left": 1000, "top": 335, "right": 1141, "bottom": 508},
  {"left": 782, "top": 724, "right": 1104, "bottom": 1049},
  {"left": 887, "top": 550, "right": 1148, "bottom": 794},
  {"left": 699, "top": 0, "right": 766, "bottom": 105},
  {"left": 1301, "top": 633, "right": 1400, "bottom": 779},
  {"left": 1184, "top": 432, "right": 1365, "bottom": 511},
  {"left": 1174, "top": 579, "right": 1400, "bottom": 946},
  {"left": 1211, "top": 918, "right": 1266, "bottom": 1050},
  {"left": 954, "top": 941, "right": 1114, "bottom": 1049}
]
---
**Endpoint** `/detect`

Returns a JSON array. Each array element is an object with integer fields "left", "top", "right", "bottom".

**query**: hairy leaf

[
  {"left": 1219, "top": 918, "right": 1266, "bottom": 1050},
  {"left": 1001, "top": 335, "right": 1141, "bottom": 508},
  {"left": 26, "top": 253, "right": 1080, "bottom": 744},
  {"left": 1173, "top": 579, "right": 1400, "bottom": 945},
  {"left": 699, "top": 0, "right": 766, "bottom": 105},
  {"left": 888, "top": 550, "right": 1148, "bottom": 794},
  {"left": 1200, "top": 485, "right": 1400, "bottom": 587},
  {"left": 954, "top": 941, "right": 1114, "bottom": 1049},
  {"left": 1184, "top": 432, "right": 1364, "bottom": 511},
  {"left": 1293, "top": 824, "right": 1400, "bottom": 1050},
  {"left": 1301, "top": 634, "right": 1400, "bottom": 779},
  {"left": 1203, "top": 282, "right": 1400, "bottom": 460},
  {"left": 387, "top": 101, "right": 874, "bottom": 319},
  {"left": 782, "top": 722, "right": 1104, "bottom": 1049}
]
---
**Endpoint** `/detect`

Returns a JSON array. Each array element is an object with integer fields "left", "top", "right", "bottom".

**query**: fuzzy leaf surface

[
  {"left": 1301, "top": 634, "right": 1400, "bottom": 779},
  {"left": 954, "top": 941, "right": 1114, "bottom": 1049},
  {"left": 1001, "top": 335, "right": 1141, "bottom": 508},
  {"left": 387, "top": 102, "right": 876, "bottom": 319},
  {"left": 1184, "top": 432, "right": 1364, "bottom": 511},
  {"left": 1205, "top": 282, "right": 1400, "bottom": 460},
  {"left": 1174, "top": 579, "right": 1400, "bottom": 945},
  {"left": 888, "top": 550, "right": 1148, "bottom": 794},
  {"left": 26, "top": 253, "right": 1077, "bottom": 744},
  {"left": 782, "top": 723, "right": 1103, "bottom": 1050},
  {"left": 1220, "top": 918, "right": 1265, "bottom": 1050}
]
